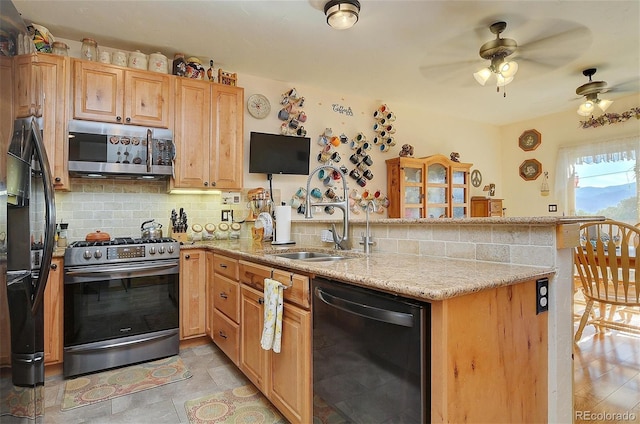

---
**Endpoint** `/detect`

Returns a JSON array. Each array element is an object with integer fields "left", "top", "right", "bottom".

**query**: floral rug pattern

[
  {"left": 61, "top": 356, "right": 191, "bottom": 411},
  {"left": 184, "top": 384, "right": 286, "bottom": 424}
]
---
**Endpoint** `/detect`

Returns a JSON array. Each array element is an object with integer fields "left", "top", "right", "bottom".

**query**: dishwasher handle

[{"left": 314, "top": 287, "right": 415, "bottom": 327}]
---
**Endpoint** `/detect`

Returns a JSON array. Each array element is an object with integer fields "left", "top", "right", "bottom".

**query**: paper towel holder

[{"left": 272, "top": 202, "right": 296, "bottom": 245}]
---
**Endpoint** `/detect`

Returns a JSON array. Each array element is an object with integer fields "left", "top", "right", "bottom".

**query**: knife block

[{"left": 171, "top": 232, "right": 189, "bottom": 243}]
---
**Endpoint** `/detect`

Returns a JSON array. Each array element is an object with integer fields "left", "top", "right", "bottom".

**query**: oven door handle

[
  {"left": 65, "top": 261, "right": 178, "bottom": 278},
  {"left": 314, "top": 287, "right": 415, "bottom": 327}
]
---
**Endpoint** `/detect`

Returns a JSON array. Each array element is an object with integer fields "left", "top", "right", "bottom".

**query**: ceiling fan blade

[
  {"left": 419, "top": 59, "right": 481, "bottom": 85},
  {"left": 516, "top": 24, "right": 591, "bottom": 67}
]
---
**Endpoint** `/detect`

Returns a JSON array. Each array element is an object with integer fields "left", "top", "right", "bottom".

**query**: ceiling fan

[
  {"left": 575, "top": 68, "right": 613, "bottom": 116},
  {"left": 419, "top": 17, "right": 591, "bottom": 92},
  {"left": 473, "top": 21, "right": 519, "bottom": 93}
]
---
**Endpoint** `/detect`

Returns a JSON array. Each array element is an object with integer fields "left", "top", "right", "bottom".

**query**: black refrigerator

[{"left": 1, "top": 0, "right": 57, "bottom": 421}]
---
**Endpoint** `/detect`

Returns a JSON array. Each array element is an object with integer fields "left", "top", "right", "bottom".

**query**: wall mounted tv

[{"left": 249, "top": 132, "right": 311, "bottom": 176}]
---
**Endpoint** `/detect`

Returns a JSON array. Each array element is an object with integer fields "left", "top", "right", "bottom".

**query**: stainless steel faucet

[
  {"left": 305, "top": 165, "right": 351, "bottom": 250},
  {"left": 360, "top": 199, "right": 376, "bottom": 254}
]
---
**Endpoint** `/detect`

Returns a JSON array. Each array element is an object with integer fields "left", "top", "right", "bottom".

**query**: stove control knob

[
  {"left": 158, "top": 246, "right": 166, "bottom": 254},
  {"left": 167, "top": 245, "right": 175, "bottom": 254},
  {"left": 94, "top": 250, "right": 102, "bottom": 259},
  {"left": 83, "top": 250, "right": 92, "bottom": 260},
  {"left": 149, "top": 246, "right": 156, "bottom": 255}
]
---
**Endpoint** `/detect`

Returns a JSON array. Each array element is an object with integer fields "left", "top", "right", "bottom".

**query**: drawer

[
  {"left": 239, "top": 260, "right": 310, "bottom": 309},
  {"left": 490, "top": 201, "right": 503, "bottom": 213},
  {"left": 213, "top": 274, "right": 239, "bottom": 322},
  {"left": 212, "top": 309, "right": 239, "bottom": 365},
  {"left": 214, "top": 254, "right": 239, "bottom": 280}
]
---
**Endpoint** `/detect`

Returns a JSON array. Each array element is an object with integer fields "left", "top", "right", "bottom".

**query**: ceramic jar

[
  {"left": 128, "top": 50, "right": 148, "bottom": 70},
  {"left": 112, "top": 51, "right": 127, "bottom": 67},
  {"left": 185, "top": 57, "right": 205, "bottom": 79},
  {"left": 148, "top": 52, "right": 168, "bottom": 74}
]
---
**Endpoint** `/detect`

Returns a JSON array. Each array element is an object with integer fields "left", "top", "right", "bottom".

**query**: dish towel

[{"left": 260, "top": 278, "right": 284, "bottom": 353}]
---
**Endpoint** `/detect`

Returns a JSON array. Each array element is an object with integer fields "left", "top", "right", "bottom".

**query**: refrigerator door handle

[{"left": 30, "top": 117, "right": 56, "bottom": 315}]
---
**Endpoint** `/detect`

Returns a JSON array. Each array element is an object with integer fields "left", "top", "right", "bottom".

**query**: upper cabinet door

[
  {"left": 124, "top": 69, "right": 172, "bottom": 128},
  {"left": 73, "top": 60, "right": 124, "bottom": 123},
  {"left": 209, "top": 84, "right": 244, "bottom": 189},
  {"left": 72, "top": 59, "right": 172, "bottom": 128}
]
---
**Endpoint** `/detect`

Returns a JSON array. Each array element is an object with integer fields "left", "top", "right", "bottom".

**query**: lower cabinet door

[
  {"left": 268, "top": 303, "right": 311, "bottom": 424},
  {"left": 239, "top": 285, "right": 268, "bottom": 390},
  {"left": 211, "top": 309, "right": 239, "bottom": 365}
]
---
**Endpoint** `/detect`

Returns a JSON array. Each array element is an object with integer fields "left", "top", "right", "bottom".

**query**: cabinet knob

[
  {"left": 126, "top": 117, "right": 131, "bottom": 123},
  {"left": 211, "top": 181, "right": 216, "bottom": 187},
  {"left": 258, "top": 298, "right": 264, "bottom": 305},
  {"left": 116, "top": 116, "right": 122, "bottom": 122},
  {"left": 54, "top": 177, "right": 61, "bottom": 182},
  {"left": 184, "top": 254, "right": 190, "bottom": 260},
  {"left": 50, "top": 263, "right": 57, "bottom": 270},
  {"left": 204, "top": 182, "right": 208, "bottom": 187}
]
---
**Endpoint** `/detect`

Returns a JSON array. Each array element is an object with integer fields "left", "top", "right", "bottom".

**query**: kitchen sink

[{"left": 269, "top": 251, "right": 357, "bottom": 262}]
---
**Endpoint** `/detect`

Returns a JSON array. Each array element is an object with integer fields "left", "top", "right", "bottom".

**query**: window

[{"left": 555, "top": 136, "right": 639, "bottom": 225}]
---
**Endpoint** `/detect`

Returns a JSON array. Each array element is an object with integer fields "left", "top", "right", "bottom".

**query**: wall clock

[{"left": 247, "top": 94, "right": 271, "bottom": 119}]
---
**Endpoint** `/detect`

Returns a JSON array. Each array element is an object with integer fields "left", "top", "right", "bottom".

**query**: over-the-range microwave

[{"left": 67, "top": 120, "right": 175, "bottom": 179}]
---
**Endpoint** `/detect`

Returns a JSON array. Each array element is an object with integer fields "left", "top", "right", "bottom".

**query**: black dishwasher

[{"left": 313, "top": 277, "right": 430, "bottom": 423}]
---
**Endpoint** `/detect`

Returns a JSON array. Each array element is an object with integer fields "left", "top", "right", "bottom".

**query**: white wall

[
  {"left": 239, "top": 73, "right": 501, "bottom": 216},
  {"left": 500, "top": 93, "right": 640, "bottom": 217}
]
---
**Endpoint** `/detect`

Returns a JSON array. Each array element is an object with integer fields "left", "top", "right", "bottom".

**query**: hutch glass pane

[
  {"left": 452, "top": 187, "right": 465, "bottom": 204},
  {"left": 427, "top": 206, "right": 446, "bottom": 218},
  {"left": 404, "top": 167, "right": 423, "bottom": 183},
  {"left": 427, "top": 164, "right": 447, "bottom": 183},
  {"left": 404, "top": 187, "right": 421, "bottom": 204},
  {"left": 452, "top": 170, "right": 466, "bottom": 184},
  {"left": 427, "top": 187, "right": 446, "bottom": 204}
]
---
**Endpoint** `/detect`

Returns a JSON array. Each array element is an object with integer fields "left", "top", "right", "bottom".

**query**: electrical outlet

[
  {"left": 221, "top": 192, "right": 241, "bottom": 204},
  {"left": 548, "top": 204, "right": 558, "bottom": 212},
  {"left": 221, "top": 210, "right": 233, "bottom": 222},
  {"left": 536, "top": 278, "right": 549, "bottom": 314}
]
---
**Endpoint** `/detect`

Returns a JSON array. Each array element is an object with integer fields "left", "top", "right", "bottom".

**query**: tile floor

[{"left": 43, "top": 343, "right": 251, "bottom": 423}]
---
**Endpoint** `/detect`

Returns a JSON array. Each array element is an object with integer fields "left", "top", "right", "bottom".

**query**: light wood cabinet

[
  {"left": 386, "top": 154, "right": 472, "bottom": 218},
  {"left": 172, "top": 79, "right": 244, "bottom": 190},
  {"left": 470, "top": 197, "right": 504, "bottom": 217},
  {"left": 209, "top": 253, "right": 240, "bottom": 365},
  {"left": 179, "top": 249, "right": 207, "bottom": 339},
  {"left": 238, "top": 260, "right": 311, "bottom": 424},
  {"left": 72, "top": 59, "right": 173, "bottom": 128},
  {"left": 44, "top": 258, "right": 63, "bottom": 365},
  {"left": 14, "top": 54, "right": 70, "bottom": 190}
]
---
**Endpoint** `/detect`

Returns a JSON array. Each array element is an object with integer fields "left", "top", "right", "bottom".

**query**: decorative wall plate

[
  {"left": 519, "top": 129, "right": 541, "bottom": 151},
  {"left": 519, "top": 159, "right": 542, "bottom": 181},
  {"left": 247, "top": 94, "right": 271, "bottom": 119}
]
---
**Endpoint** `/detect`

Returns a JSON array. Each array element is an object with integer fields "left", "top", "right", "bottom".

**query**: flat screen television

[{"left": 249, "top": 132, "right": 311, "bottom": 175}]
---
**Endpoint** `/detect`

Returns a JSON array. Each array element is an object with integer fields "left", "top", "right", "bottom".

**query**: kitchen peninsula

[{"left": 176, "top": 216, "right": 587, "bottom": 423}]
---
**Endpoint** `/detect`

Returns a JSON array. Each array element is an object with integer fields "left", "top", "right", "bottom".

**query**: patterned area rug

[
  {"left": 61, "top": 356, "right": 191, "bottom": 411},
  {"left": 184, "top": 384, "right": 286, "bottom": 424}
]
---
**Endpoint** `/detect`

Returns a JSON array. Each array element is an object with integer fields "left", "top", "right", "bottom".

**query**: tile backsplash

[{"left": 56, "top": 179, "right": 249, "bottom": 241}]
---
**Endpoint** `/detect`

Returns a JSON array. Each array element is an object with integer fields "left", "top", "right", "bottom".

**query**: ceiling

[{"left": 12, "top": 0, "right": 640, "bottom": 126}]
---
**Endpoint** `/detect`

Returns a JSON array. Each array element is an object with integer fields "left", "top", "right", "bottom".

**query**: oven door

[{"left": 63, "top": 260, "right": 179, "bottom": 376}]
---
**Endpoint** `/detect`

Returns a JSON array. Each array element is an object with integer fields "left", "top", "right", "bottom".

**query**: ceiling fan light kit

[
  {"left": 324, "top": 0, "right": 360, "bottom": 30},
  {"left": 575, "top": 68, "right": 613, "bottom": 116},
  {"left": 474, "top": 21, "right": 519, "bottom": 94}
]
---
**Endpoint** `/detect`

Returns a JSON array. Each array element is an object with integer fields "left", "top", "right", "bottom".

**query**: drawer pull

[
  {"left": 219, "top": 292, "right": 228, "bottom": 299},
  {"left": 219, "top": 263, "right": 228, "bottom": 269},
  {"left": 218, "top": 331, "right": 227, "bottom": 339}
]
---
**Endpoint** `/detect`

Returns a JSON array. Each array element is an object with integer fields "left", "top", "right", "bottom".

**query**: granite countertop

[{"left": 181, "top": 240, "right": 556, "bottom": 302}]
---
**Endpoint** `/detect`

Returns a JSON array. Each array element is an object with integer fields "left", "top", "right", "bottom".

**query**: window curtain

[{"left": 554, "top": 136, "right": 639, "bottom": 216}]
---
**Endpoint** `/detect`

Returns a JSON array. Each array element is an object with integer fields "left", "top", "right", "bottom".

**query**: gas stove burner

[{"left": 68, "top": 237, "right": 177, "bottom": 248}]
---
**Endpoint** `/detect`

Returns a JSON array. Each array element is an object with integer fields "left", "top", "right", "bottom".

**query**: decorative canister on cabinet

[
  {"left": 112, "top": 51, "right": 127, "bottom": 67},
  {"left": 128, "top": 50, "right": 148, "bottom": 70},
  {"left": 172, "top": 53, "right": 186, "bottom": 76},
  {"left": 81, "top": 38, "right": 98, "bottom": 61},
  {"left": 148, "top": 52, "right": 168, "bottom": 73},
  {"left": 185, "top": 57, "right": 205, "bottom": 79},
  {"left": 51, "top": 41, "right": 68, "bottom": 56}
]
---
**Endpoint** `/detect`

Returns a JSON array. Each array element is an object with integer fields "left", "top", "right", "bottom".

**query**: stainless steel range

[{"left": 63, "top": 237, "right": 180, "bottom": 377}]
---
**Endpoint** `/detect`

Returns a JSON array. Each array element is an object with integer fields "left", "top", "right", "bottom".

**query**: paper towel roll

[{"left": 274, "top": 205, "right": 292, "bottom": 243}]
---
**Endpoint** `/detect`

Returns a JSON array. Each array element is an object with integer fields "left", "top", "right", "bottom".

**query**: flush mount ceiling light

[
  {"left": 576, "top": 68, "right": 613, "bottom": 116},
  {"left": 473, "top": 21, "right": 519, "bottom": 96},
  {"left": 324, "top": 0, "right": 360, "bottom": 30}
]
